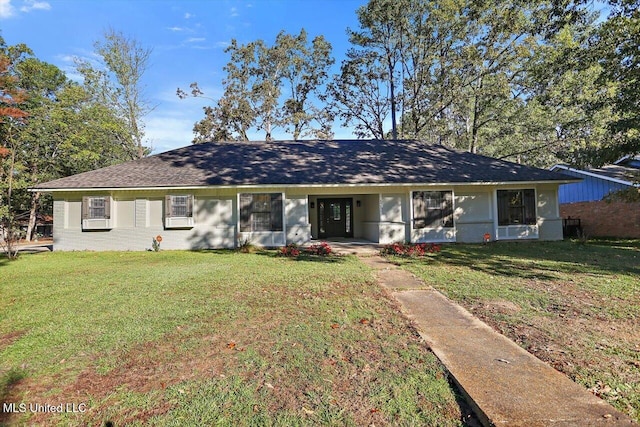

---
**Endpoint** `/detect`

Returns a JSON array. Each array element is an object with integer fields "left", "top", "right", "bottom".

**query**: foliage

[
  {"left": 380, "top": 242, "right": 441, "bottom": 257},
  {"left": 75, "top": 28, "right": 153, "bottom": 159},
  {"left": 279, "top": 241, "right": 333, "bottom": 258},
  {"left": 180, "top": 29, "right": 334, "bottom": 142},
  {"left": 329, "top": 0, "right": 633, "bottom": 167},
  {"left": 151, "top": 235, "right": 162, "bottom": 252},
  {"left": 589, "top": 1, "right": 640, "bottom": 164}
]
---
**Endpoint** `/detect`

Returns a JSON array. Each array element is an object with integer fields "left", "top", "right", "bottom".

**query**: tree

[
  {"left": 347, "top": 0, "right": 406, "bottom": 139},
  {"left": 76, "top": 28, "right": 153, "bottom": 158},
  {"left": 181, "top": 29, "right": 334, "bottom": 142},
  {"left": 0, "top": 38, "right": 29, "bottom": 258},
  {"left": 327, "top": 50, "right": 390, "bottom": 139},
  {"left": 591, "top": 0, "right": 640, "bottom": 164}
]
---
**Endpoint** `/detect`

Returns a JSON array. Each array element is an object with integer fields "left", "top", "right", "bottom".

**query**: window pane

[
  {"left": 252, "top": 212, "right": 271, "bottom": 231},
  {"left": 89, "top": 197, "right": 106, "bottom": 219},
  {"left": 331, "top": 203, "right": 341, "bottom": 220},
  {"left": 172, "top": 195, "right": 188, "bottom": 217}
]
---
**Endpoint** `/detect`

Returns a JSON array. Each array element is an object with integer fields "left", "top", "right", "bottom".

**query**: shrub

[
  {"left": 279, "top": 242, "right": 333, "bottom": 258},
  {"left": 306, "top": 241, "right": 332, "bottom": 256},
  {"left": 380, "top": 242, "right": 441, "bottom": 257},
  {"left": 280, "top": 243, "right": 301, "bottom": 257}
]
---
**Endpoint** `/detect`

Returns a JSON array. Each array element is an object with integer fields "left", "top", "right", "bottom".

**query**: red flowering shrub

[
  {"left": 279, "top": 242, "right": 333, "bottom": 258},
  {"left": 307, "top": 242, "right": 332, "bottom": 256},
  {"left": 380, "top": 242, "right": 441, "bottom": 257},
  {"left": 280, "top": 243, "right": 301, "bottom": 257}
]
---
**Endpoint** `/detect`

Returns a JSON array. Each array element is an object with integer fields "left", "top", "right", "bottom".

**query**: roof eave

[{"left": 30, "top": 179, "right": 577, "bottom": 193}]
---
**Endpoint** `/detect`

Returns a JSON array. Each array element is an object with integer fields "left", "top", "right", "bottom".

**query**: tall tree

[
  {"left": 327, "top": 50, "right": 390, "bottom": 139},
  {"left": 591, "top": 0, "right": 640, "bottom": 163},
  {"left": 76, "top": 28, "right": 153, "bottom": 158},
  {"left": 0, "top": 38, "right": 29, "bottom": 257},
  {"left": 181, "top": 29, "right": 334, "bottom": 142}
]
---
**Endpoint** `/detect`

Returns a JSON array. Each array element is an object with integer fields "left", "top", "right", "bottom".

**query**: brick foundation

[{"left": 560, "top": 201, "right": 640, "bottom": 238}]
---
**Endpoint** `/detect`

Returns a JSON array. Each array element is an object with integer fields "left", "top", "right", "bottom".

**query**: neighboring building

[
  {"left": 550, "top": 156, "right": 640, "bottom": 203},
  {"left": 33, "top": 140, "right": 576, "bottom": 251},
  {"left": 550, "top": 156, "right": 640, "bottom": 238}
]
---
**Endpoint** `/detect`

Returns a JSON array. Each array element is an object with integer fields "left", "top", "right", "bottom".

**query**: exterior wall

[
  {"left": 560, "top": 201, "right": 640, "bottom": 238},
  {"left": 285, "top": 194, "right": 311, "bottom": 245},
  {"left": 454, "top": 191, "right": 494, "bottom": 243},
  {"left": 379, "top": 194, "right": 406, "bottom": 244},
  {"left": 556, "top": 169, "right": 630, "bottom": 203},
  {"left": 50, "top": 183, "right": 566, "bottom": 251}
]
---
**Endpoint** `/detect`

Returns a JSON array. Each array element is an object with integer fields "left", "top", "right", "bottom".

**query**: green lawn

[
  {"left": 0, "top": 251, "right": 464, "bottom": 426},
  {"left": 389, "top": 239, "right": 640, "bottom": 421}
]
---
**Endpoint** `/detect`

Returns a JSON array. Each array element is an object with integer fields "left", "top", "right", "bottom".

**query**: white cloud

[
  {"left": 167, "top": 26, "right": 185, "bottom": 32},
  {"left": 215, "top": 41, "right": 230, "bottom": 49},
  {"left": 0, "top": 0, "right": 15, "bottom": 18},
  {"left": 230, "top": 6, "right": 238, "bottom": 17},
  {"left": 185, "top": 37, "right": 205, "bottom": 43},
  {"left": 184, "top": 12, "right": 193, "bottom": 19},
  {"left": 20, "top": 0, "right": 50, "bottom": 12}
]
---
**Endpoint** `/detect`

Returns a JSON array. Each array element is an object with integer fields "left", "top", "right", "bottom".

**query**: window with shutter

[
  {"left": 164, "top": 195, "right": 195, "bottom": 228},
  {"left": 81, "top": 196, "right": 112, "bottom": 230}
]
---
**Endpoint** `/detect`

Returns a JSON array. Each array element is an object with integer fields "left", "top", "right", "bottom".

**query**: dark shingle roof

[{"left": 35, "top": 139, "right": 574, "bottom": 190}]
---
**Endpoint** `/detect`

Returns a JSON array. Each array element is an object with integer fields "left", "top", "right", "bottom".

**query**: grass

[
  {"left": 387, "top": 239, "right": 640, "bottom": 421},
  {"left": 0, "top": 250, "right": 465, "bottom": 426}
]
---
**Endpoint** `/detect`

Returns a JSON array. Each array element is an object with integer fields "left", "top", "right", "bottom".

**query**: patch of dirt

[{"left": 0, "top": 330, "right": 26, "bottom": 351}]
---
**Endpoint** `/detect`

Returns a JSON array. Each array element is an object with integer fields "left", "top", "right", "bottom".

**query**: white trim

[
  {"left": 31, "top": 179, "right": 578, "bottom": 193},
  {"left": 550, "top": 164, "right": 635, "bottom": 187}
]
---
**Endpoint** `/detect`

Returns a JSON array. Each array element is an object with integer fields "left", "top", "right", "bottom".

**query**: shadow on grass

[
  {"left": 0, "top": 368, "right": 27, "bottom": 425},
  {"left": 188, "top": 248, "right": 350, "bottom": 263},
  {"left": 395, "top": 239, "right": 640, "bottom": 280}
]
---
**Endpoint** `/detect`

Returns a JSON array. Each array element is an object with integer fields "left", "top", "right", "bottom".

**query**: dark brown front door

[{"left": 318, "top": 198, "right": 353, "bottom": 238}]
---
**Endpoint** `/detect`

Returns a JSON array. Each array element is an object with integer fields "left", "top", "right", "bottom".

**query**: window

[
  {"left": 165, "top": 195, "right": 193, "bottom": 218},
  {"left": 81, "top": 196, "right": 112, "bottom": 230},
  {"left": 82, "top": 196, "right": 111, "bottom": 220},
  {"left": 240, "top": 193, "right": 283, "bottom": 232},
  {"left": 497, "top": 189, "right": 536, "bottom": 226},
  {"left": 164, "top": 195, "right": 194, "bottom": 228},
  {"left": 412, "top": 191, "right": 453, "bottom": 228}
]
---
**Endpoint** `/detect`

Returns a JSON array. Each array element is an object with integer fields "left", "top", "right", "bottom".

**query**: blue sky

[{"left": 0, "top": 0, "right": 368, "bottom": 153}]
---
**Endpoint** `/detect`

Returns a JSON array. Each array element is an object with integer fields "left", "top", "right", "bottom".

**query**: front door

[{"left": 318, "top": 198, "right": 353, "bottom": 238}]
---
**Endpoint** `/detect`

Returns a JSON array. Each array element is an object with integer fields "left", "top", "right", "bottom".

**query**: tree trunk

[
  {"left": 26, "top": 192, "right": 40, "bottom": 242},
  {"left": 388, "top": 55, "right": 398, "bottom": 140}
]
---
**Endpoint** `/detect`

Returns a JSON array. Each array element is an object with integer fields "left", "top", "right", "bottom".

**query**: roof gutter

[{"left": 30, "top": 179, "right": 580, "bottom": 193}]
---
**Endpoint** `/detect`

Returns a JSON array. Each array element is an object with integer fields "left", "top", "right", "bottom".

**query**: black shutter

[
  {"left": 413, "top": 192, "right": 425, "bottom": 229},
  {"left": 165, "top": 195, "right": 172, "bottom": 218},
  {"left": 271, "top": 193, "right": 283, "bottom": 231},
  {"left": 442, "top": 191, "right": 453, "bottom": 227},
  {"left": 524, "top": 189, "right": 536, "bottom": 225},
  {"left": 240, "top": 194, "right": 252, "bottom": 232},
  {"left": 497, "top": 190, "right": 509, "bottom": 225}
]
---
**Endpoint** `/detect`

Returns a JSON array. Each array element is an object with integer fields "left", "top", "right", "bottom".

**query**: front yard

[
  {"left": 390, "top": 239, "right": 640, "bottom": 422},
  {"left": 0, "top": 251, "right": 465, "bottom": 426}
]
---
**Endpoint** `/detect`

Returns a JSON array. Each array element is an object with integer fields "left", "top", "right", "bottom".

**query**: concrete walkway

[{"left": 360, "top": 255, "right": 635, "bottom": 427}]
